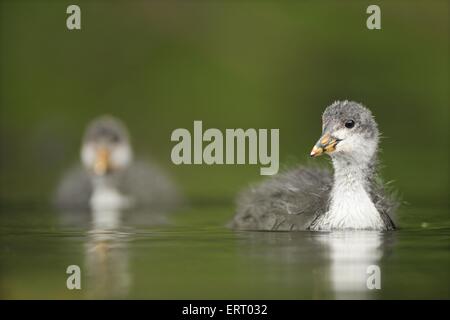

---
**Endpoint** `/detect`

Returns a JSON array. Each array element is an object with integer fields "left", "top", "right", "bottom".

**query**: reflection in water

[
  {"left": 84, "top": 209, "right": 131, "bottom": 299},
  {"left": 315, "top": 231, "right": 388, "bottom": 299},
  {"left": 240, "top": 230, "right": 394, "bottom": 299},
  {"left": 59, "top": 207, "right": 170, "bottom": 299}
]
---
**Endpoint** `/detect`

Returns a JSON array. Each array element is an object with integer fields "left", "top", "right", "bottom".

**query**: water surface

[{"left": 0, "top": 205, "right": 448, "bottom": 299}]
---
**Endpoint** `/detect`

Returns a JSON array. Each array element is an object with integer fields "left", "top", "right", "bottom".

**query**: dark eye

[
  {"left": 110, "top": 133, "right": 120, "bottom": 143},
  {"left": 345, "top": 120, "right": 355, "bottom": 129}
]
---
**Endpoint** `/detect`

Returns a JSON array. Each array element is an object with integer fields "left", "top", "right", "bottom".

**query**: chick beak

[
  {"left": 310, "top": 133, "right": 340, "bottom": 157},
  {"left": 93, "top": 147, "right": 111, "bottom": 176}
]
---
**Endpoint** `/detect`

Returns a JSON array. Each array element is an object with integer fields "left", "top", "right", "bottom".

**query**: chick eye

[
  {"left": 110, "top": 134, "right": 120, "bottom": 143},
  {"left": 345, "top": 120, "right": 355, "bottom": 129}
]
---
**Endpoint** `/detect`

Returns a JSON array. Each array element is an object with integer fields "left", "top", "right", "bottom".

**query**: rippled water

[{"left": 0, "top": 205, "right": 449, "bottom": 299}]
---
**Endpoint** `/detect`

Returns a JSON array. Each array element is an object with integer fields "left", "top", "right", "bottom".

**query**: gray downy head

[
  {"left": 310, "top": 100, "right": 380, "bottom": 166},
  {"left": 80, "top": 115, "right": 133, "bottom": 176}
]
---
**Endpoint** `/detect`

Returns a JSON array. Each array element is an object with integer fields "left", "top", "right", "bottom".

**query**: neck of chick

[
  {"left": 316, "top": 148, "right": 385, "bottom": 230},
  {"left": 90, "top": 174, "right": 130, "bottom": 212}
]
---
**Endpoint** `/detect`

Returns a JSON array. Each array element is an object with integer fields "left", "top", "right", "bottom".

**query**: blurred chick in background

[{"left": 54, "top": 115, "right": 181, "bottom": 212}]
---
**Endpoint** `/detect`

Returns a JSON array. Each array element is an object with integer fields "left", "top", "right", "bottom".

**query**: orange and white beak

[
  {"left": 93, "top": 147, "right": 111, "bottom": 175},
  {"left": 310, "top": 133, "right": 341, "bottom": 157}
]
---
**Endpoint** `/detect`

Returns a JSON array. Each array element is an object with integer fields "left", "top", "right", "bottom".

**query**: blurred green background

[{"left": 0, "top": 0, "right": 448, "bottom": 208}]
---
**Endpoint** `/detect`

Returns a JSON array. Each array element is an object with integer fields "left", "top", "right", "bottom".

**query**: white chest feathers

[
  {"left": 90, "top": 183, "right": 132, "bottom": 212},
  {"left": 310, "top": 171, "right": 385, "bottom": 231}
]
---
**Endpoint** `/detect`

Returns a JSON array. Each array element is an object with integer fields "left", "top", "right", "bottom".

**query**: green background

[{"left": 1, "top": 0, "right": 448, "bottom": 207}]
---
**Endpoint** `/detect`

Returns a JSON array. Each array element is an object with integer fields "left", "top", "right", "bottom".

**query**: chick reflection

[
  {"left": 238, "top": 231, "right": 393, "bottom": 299},
  {"left": 315, "top": 231, "right": 391, "bottom": 299},
  {"left": 84, "top": 209, "right": 131, "bottom": 299}
]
